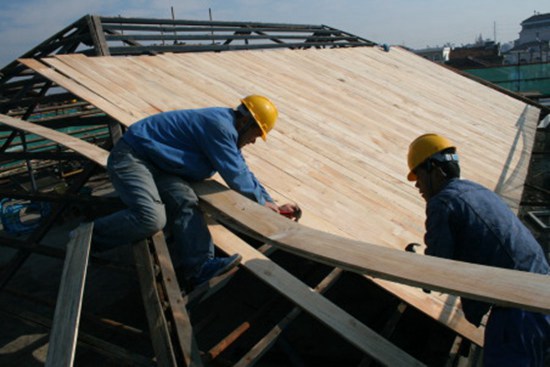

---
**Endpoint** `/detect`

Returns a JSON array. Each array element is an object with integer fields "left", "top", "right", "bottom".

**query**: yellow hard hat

[
  {"left": 241, "top": 95, "right": 278, "bottom": 141},
  {"left": 407, "top": 133, "right": 455, "bottom": 181}
]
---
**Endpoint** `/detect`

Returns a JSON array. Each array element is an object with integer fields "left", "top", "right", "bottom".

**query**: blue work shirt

[
  {"left": 424, "top": 178, "right": 549, "bottom": 325},
  {"left": 122, "top": 107, "right": 273, "bottom": 205}
]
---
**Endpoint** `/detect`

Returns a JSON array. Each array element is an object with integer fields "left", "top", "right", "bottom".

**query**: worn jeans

[
  {"left": 93, "top": 139, "right": 214, "bottom": 277},
  {"left": 484, "top": 307, "right": 550, "bottom": 367}
]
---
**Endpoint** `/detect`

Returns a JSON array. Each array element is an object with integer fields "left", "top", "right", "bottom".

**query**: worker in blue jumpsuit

[
  {"left": 93, "top": 95, "right": 300, "bottom": 287},
  {"left": 406, "top": 133, "right": 549, "bottom": 367}
]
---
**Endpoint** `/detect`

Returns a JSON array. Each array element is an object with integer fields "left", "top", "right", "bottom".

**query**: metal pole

[{"left": 209, "top": 8, "right": 215, "bottom": 45}]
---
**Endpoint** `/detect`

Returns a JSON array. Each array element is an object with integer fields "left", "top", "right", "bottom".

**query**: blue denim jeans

[
  {"left": 93, "top": 140, "right": 214, "bottom": 277},
  {"left": 483, "top": 307, "right": 550, "bottom": 367}
]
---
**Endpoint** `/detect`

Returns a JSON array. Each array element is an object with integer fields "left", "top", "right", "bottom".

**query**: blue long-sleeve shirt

[
  {"left": 122, "top": 107, "right": 273, "bottom": 205},
  {"left": 424, "top": 178, "right": 549, "bottom": 325}
]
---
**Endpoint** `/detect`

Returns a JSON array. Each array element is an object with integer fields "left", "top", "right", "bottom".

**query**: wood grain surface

[{"left": 20, "top": 46, "right": 542, "bottom": 345}]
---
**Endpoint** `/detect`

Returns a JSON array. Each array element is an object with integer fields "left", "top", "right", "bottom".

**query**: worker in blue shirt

[
  {"left": 93, "top": 95, "right": 300, "bottom": 288},
  {"left": 407, "top": 133, "right": 549, "bottom": 367}
]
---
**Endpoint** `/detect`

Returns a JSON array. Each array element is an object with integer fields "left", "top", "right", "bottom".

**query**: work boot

[{"left": 190, "top": 254, "right": 242, "bottom": 288}]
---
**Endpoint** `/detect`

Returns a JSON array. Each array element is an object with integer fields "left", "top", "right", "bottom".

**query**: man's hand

[
  {"left": 278, "top": 203, "right": 302, "bottom": 221},
  {"left": 263, "top": 202, "right": 302, "bottom": 221},
  {"left": 405, "top": 242, "right": 431, "bottom": 294}
]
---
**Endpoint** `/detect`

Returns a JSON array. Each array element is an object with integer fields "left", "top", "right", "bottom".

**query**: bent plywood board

[
  {"left": 195, "top": 179, "right": 550, "bottom": 314},
  {"left": 20, "top": 46, "right": 541, "bottom": 344}
]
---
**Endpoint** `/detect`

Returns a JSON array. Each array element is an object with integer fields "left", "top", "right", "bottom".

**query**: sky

[{"left": 0, "top": 0, "right": 548, "bottom": 69}]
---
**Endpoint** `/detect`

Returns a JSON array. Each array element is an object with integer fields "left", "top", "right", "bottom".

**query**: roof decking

[
  {"left": 19, "top": 45, "right": 541, "bottom": 342},
  {"left": 0, "top": 16, "right": 546, "bottom": 365}
]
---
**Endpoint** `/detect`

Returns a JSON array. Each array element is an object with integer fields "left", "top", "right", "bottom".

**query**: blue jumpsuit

[
  {"left": 424, "top": 178, "right": 549, "bottom": 366},
  {"left": 93, "top": 108, "right": 273, "bottom": 277}
]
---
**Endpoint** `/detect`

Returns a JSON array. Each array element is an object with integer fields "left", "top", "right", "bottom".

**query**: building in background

[
  {"left": 504, "top": 12, "right": 550, "bottom": 64},
  {"left": 447, "top": 41, "right": 502, "bottom": 68},
  {"left": 412, "top": 12, "right": 550, "bottom": 103},
  {"left": 413, "top": 46, "right": 451, "bottom": 64}
]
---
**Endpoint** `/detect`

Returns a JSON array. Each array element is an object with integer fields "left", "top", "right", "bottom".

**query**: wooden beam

[
  {"left": 133, "top": 239, "right": 178, "bottom": 367},
  {"left": 194, "top": 180, "right": 550, "bottom": 314},
  {"left": 45, "top": 222, "right": 93, "bottom": 367},
  {"left": 208, "top": 221, "right": 424, "bottom": 367},
  {"left": 133, "top": 240, "right": 177, "bottom": 366},
  {"left": 87, "top": 15, "right": 110, "bottom": 56},
  {"left": 149, "top": 232, "right": 203, "bottom": 366},
  {"left": 0, "top": 113, "right": 108, "bottom": 167}
]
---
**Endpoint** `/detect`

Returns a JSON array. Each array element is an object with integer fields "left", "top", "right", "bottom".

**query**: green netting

[{"left": 465, "top": 63, "right": 550, "bottom": 95}]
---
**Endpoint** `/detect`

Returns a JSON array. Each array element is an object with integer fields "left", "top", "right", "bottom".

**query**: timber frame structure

[{"left": 0, "top": 14, "right": 549, "bottom": 367}]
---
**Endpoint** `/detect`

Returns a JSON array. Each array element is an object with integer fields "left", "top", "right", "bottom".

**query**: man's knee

[
  {"left": 160, "top": 183, "right": 199, "bottom": 214},
  {"left": 138, "top": 202, "right": 167, "bottom": 234}
]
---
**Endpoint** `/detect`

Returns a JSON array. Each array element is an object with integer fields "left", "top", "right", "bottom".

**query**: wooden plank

[
  {"left": 194, "top": 180, "right": 550, "bottom": 314},
  {"left": 46, "top": 55, "right": 157, "bottom": 120},
  {"left": 87, "top": 15, "right": 110, "bottom": 56},
  {"left": 133, "top": 240, "right": 178, "bottom": 367},
  {"left": 18, "top": 58, "right": 136, "bottom": 126},
  {"left": 208, "top": 221, "right": 425, "bottom": 367},
  {"left": 149, "top": 233, "right": 203, "bottom": 367},
  {"left": 0, "top": 113, "right": 108, "bottom": 167},
  {"left": 45, "top": 222, "right": 93, "bottom": 367}
]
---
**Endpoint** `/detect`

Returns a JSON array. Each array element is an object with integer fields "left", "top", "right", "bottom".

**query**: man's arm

[
  {"left": 198, "top": 121, "right": 272, "bottom": 205},
  {"left": 424, "top": 199, "right": 455, "bottom": 259}
]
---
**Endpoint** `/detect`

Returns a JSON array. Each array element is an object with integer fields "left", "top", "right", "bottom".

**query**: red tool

[{"left": 279, "top": 206, "right": 302, "bottom": 221}]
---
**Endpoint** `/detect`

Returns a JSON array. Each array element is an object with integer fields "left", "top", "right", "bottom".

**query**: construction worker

[
  {"left": 407, "top": 133, "right": 550, "bottom": 367},
  {"left": 93, "top": 95, "right": 300, "bottom": 288}
]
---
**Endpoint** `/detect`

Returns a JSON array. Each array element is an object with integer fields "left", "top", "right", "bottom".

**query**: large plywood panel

[{"left": 22, "top": 46, "right": 541, "bottom": 344}]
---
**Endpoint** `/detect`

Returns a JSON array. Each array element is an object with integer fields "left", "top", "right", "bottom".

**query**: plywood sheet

[
  {"left": 195, "top": 179, "right": 550, "bottom": 314},
  {"left": 21, "top": 46, "right": 541, "bottom": 344}
]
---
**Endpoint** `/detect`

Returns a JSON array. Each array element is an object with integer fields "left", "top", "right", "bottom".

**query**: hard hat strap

[{"left": 236, "top": 104, "right": 256, "bottom": 137}]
